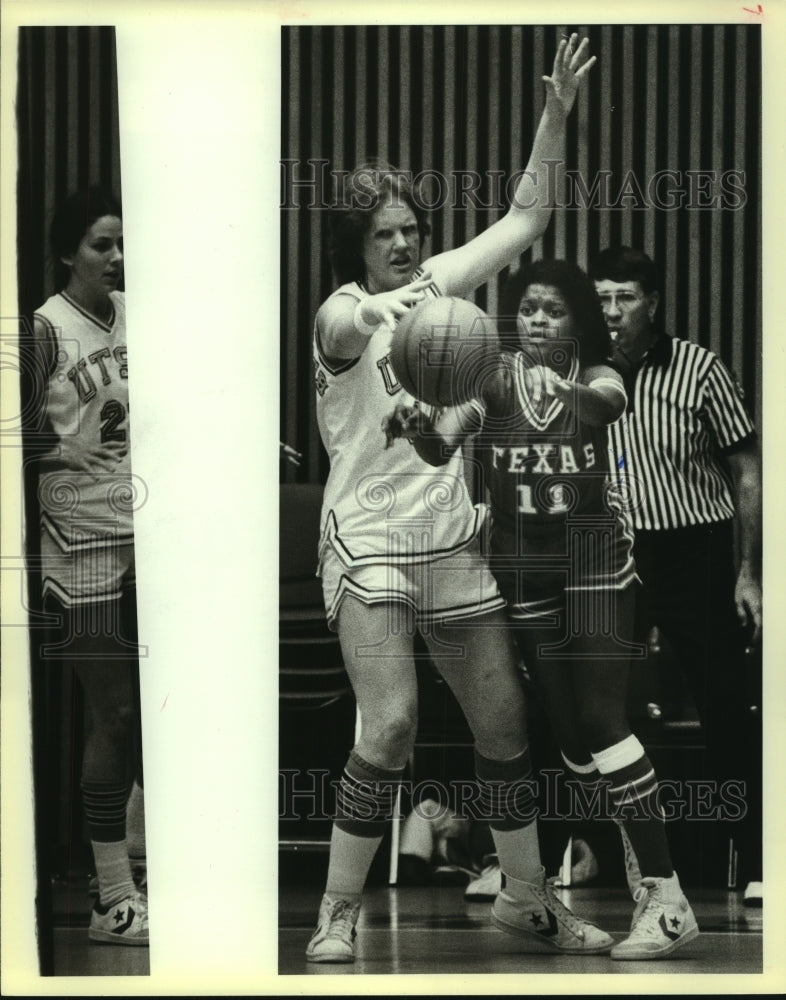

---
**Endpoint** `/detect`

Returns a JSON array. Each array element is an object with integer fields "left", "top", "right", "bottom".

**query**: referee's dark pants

[{"left": 633, "top": 518, "right": 762, "bottom": 886}]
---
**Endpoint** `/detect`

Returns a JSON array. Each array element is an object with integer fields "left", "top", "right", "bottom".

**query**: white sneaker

[
  {"left": 464, "top": 863, "right": 502, "bottom": 901},
  {"left": 88, "top": 891, "right": 149, "bottom": 946},
  {"left": 743, "top": 881, "right": 762, "bottom": 907},
  {"left": 611, "top": 872, "right": 699, "bottom": 960},
  {"left": 491, "top": 866, "right": 613, "bottom": 954},
  {"left": 305, "top": 894, "right": 360, "bottom": 963},
  {"left": 614, "top": 819, "right": 643, "bottom": 898}
]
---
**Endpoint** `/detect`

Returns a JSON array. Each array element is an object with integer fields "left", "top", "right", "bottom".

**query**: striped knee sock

[
  {"left": 327, "top": 749, "right": 404, "bottom": 900},
  {"left": 81, "top": 779, "right": 135, "bottom": 905},
  {"left": 592, "top": 735, "right": 672, "bottom": 879},
  {"left": 475, "top": 747, "right": 540, "bottom": 883},
  {"left": 561, "top": 751, "right": 605, "bottom": 820}
]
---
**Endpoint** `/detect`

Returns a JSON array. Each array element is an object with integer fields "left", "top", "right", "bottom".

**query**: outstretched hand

[
  {"left": 543, "top": 33, "right": 596, "bottom": 117},
  {"left": 360, "top": 271, "right": 434, "bottom": 331}
]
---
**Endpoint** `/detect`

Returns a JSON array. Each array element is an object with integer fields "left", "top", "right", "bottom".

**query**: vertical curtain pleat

[{"left": 280, "top": 24, "right": 762, "bottom": 482}]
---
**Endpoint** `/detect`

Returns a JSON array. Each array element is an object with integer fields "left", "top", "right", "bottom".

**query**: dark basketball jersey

[{"left": 475, "top": 346, "right": 636, "bottom": 603}]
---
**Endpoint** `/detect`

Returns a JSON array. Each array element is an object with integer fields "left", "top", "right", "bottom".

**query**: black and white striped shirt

[{"left": 607, "top": 336, "right": 755, "bottom": 531}]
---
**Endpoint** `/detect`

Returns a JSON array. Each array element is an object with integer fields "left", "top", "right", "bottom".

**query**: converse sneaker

[
  {"left": 88, "top": 891, "right": 149, "bottom": 946},
  {"left": 611, "top": 872, "right": 699, "bottom": 960},
  {"left": 305, "top": 894, "right": 360, "bottom": 963},
  {"left": 464, "top": 863, "right": 502, "bottom": 901},
  {"left": 491, "top": 866, "right": 613, "bottom": 954}
]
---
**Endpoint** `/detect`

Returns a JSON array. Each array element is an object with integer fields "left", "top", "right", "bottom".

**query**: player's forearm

[
  {"left": 318, "top": 301, "right": 375, "bottom": 360},
  {"left": 411, "top": 430, "right": 456, "bottom": 467},
  {"left": 508, "top": 103, "right": 568, "bottom": 234},
  {"left": 412, "top": 403, "right": 476, "bottom": 466},
  {"left": 555, "top": 381, "right": 625, "bottom": 428}
]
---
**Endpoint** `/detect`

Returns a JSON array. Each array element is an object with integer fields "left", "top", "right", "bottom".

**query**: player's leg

[
  {"left": 564, "top": 585, "right": 697, "bottom": 959},
  {"left": 509, "top": 611, "right": 600, "bottom": 879},
  {"left": 307, "top": 595, "right": 418, "bottom": 963},
  {"left": 424, "top": 608, "right": 613, "bottom": 954},
  {"left": 70, "top": 622, "right": 148, "bottom": 946},
  {"left": 42, "top": 539, "right": 148, "bottom": 947},
  {"left": 121, "top": 587, "right": 146, "bottom": 893}
]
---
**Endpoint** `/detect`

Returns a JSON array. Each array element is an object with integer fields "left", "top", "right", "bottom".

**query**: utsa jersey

[
  {"left": 314, "top": 279, "right": 484, "bottom": 567},
  {"left": 35, "top": 290, "right": 133, "bottom": 551},
  {"left": 477, "top": 346, "right": 637, "bottom": 598}
]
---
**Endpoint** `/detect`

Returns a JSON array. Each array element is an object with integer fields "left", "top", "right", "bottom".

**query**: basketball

[{"left": 389, "top": 296, "right": 499, "bottom": 407}]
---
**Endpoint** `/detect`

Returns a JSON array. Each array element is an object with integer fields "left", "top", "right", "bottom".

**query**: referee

[{"left": 590, "top": 246, "right": 762, "bottom": 902}]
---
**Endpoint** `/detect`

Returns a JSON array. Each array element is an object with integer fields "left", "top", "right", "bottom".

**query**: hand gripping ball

[{"left": 389, "top": 296, "right": 499, "bottom": 407}]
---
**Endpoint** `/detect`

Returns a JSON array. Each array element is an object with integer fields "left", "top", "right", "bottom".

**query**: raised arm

[{"left": 424, "top": 34, "right": 595, "bottom": 298}]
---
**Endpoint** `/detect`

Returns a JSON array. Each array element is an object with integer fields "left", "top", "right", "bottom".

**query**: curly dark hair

[
  {"left": 498, "top": 258, "right": 611, "bottom": 368},
  {"left": 327, "top": 160, "right": 431, "bottom": 286}
]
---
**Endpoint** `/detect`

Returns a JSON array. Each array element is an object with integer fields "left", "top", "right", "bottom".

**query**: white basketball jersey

[
  {"left": 35, "top": 290, "right": 134, "bottom": 550},
  {"left": 314, "top": 281, "right": 482, "bottom": 566}
]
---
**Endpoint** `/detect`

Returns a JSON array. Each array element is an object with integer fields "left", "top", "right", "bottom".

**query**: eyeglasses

[{"left": 596, "top": 292, "right": 645, "bottom": 310}]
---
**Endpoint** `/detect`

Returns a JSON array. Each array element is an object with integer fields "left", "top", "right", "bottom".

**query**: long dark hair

[
  {"left": 327, "top": 160, "right": 430, "bottom": 286},
  {"left": 50, "top": 186, "right": 122, "bottom": 289},
  {"left": 498, "top": 258, "right": 611, "bottom": 368}
]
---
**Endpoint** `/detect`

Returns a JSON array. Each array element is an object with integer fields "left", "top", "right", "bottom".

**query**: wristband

[{"left": 354, "top": 300, "right": 378, "bottom": 337}]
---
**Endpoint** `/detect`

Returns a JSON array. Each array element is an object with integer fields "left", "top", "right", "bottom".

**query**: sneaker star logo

[
  {"left": 528, "top": 907, "right": 559, "bottom": 938},
  {"left": 113, "top": 908, "right": 126, "bottom": 924},
  {"left": 669, "top": 916, "right": 681, "bottom": 930},
  {"left": 659, "top": 912, "right": 681, "bottom": 941},
  {"left": 112, "top": 905, "right": 136, "bottom": 935}
]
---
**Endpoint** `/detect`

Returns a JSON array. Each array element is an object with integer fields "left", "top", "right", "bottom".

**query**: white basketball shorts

[{"left": 319, "top": 535, "right": 505, "bottom": 631}]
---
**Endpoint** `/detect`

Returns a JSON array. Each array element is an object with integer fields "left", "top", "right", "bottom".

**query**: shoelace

[
  {"left": 325, "top": 900, "right": 358, "bottom": 940},
  {"left": 130, "top": 894, "right": 149, "bottom": 928},
  {"left": 536, "top": 882, "right": 592, "bottom": 939},
  {"left": 622, "top": 838, "right": 642, "bottom": 889},
  {"left": 629, "top": 881, "right": 669, "bottom": 939},
  {"left": 614, "top": 821, "right": 642, "bottom": 880}
]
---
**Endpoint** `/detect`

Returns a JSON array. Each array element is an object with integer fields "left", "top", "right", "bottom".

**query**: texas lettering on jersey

[{"left": 492, "top": 442, "right": 596, "bottom": 475}]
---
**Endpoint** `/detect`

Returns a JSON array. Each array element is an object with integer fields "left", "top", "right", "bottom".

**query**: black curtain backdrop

[
  {"left": 17, "top": 26, "right": 122, "bottom": 318},
  {"left": 280, "top": 24, "right": 762, "bottom": 486},
  {"left": 16, "top": 25, "right": 123, "bottom": 975}
]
